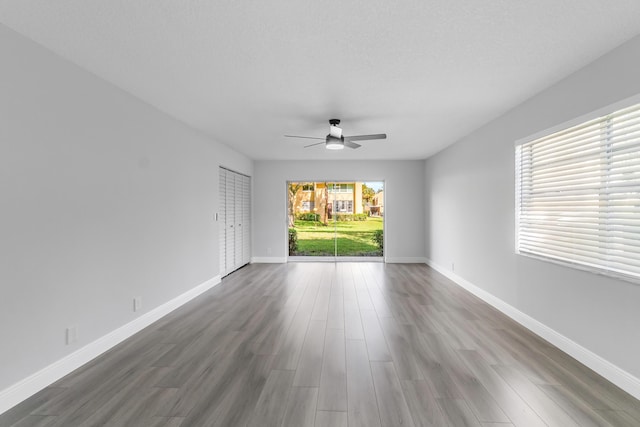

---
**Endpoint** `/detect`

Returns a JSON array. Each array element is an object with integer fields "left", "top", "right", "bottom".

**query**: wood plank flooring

[{"left": 1, "top": 263, "right": 639, "bottom": 426}]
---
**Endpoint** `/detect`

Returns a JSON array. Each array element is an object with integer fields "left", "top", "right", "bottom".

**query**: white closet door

[
  {"left": 219, "top": 167, "right": 251, "bottom": 277},
  {"left": 234, "top": 174, "right": 243, "bottom": 267},
  {"left": 219, "top": 168, "right": 227, "bottom": 275},
  {"left": 225, "top": 171, "right": 236, "bottom": 273},
  {"left": 242, "top": 175, "right": 251, "bottom": 265}
]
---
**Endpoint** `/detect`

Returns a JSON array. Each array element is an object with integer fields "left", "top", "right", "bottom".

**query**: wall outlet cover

[
  {"left": 66, "top": 326, "right": 78, "bottom": 345},
  {"left": 133, "top": 297, "right": 142, "bottom": 312}
]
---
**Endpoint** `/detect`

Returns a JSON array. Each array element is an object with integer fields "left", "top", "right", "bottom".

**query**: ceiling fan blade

[
  {"left": 344, "top": 141, "right": 361, "bottom": 149},
  {"left": 285, "top": 135, "right": 325, "bottom": 140},
  {"left": 304, "top": 141, "right": 326, "bottom": 148},
  {"left": 344, "top": 133, "right": 387, "bottom": 142}
]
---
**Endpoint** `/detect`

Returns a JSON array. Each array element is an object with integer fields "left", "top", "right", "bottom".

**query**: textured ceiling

[{"left": 2, "top": 1, "right": 640, "bottom": 160}]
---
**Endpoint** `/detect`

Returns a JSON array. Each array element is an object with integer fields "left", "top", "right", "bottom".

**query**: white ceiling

[{"left": 2, "top": 1, "right": 640, "bottom": 160}]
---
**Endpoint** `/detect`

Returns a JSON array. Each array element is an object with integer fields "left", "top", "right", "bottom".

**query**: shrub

[
  {"left": 334, "top": 213, "right": 368, "bottom": 221},
  {"left": 372, "top": 229, "right": 383, "bottom": 251},
  {"left": 288, "top": 228, "right": 298, "bottom": 254},
  {"left": 296, "top": 212, "right": 318, "bottom": 221}
]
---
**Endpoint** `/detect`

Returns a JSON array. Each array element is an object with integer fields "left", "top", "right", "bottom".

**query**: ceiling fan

[{"left": 285, "top": 119, "right": 386, "bottom": 150}]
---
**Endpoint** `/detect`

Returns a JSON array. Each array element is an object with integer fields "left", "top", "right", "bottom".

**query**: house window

[
  {"left": 301, "top": 201, "right": 315, "bottom": 211},
  {"left": 329, "top": 183, "right": 354, "bottom": 193},
  {"left": 302, "top": 184, "right": 314, "bottom": 192},
  {"left": 515, "top": 101, "right": 640, "bottom": 281},
  {"left": 334, "top": 200, "right": 353, "bottom": 212}
]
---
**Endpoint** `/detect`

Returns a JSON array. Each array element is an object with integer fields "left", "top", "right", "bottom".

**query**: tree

[
  {"left": 320, "top": 182, "right": 330, "bottom": 225},
  {"left": 362, "top": 183, "right": 375, "bottom": 208},
  {"left": 288, "top": 183, "right": 302, "bottom": 227}
]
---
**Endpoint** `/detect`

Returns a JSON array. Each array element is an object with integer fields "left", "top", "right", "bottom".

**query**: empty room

[{"left": 2, "top": 2, "right": 640, "bottom": 426}]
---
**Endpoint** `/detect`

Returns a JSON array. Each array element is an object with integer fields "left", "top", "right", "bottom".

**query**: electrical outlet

[
  {"left": 66, "top": 326, "right": 78, "bottom": 345},
  {"left": 133, "top": 297, "right": 142, "bottom": 312}
]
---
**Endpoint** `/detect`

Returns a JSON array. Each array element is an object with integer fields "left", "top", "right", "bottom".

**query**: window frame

[{"left": 514, "top": 94, "right": 640, "bottom": 284}]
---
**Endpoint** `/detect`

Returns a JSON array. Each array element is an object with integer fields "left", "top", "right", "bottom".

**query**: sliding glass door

[{"left": 288, "top": 181, "right": 384, "bottom": 260}]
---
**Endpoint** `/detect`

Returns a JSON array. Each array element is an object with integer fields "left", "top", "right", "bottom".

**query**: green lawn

[{"left": 291, "top": 217, "right": 383, "bottom": 256}]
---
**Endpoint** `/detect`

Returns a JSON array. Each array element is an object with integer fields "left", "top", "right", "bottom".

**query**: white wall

[
  {"left": 0, "top": 24, "right": 252, "bottom": 392},
  {"left": 253, "top": 160, "right": 425, "bottom": 262},
  {"left": 424, "top": 35, "right": 640, "bottom": 382}
]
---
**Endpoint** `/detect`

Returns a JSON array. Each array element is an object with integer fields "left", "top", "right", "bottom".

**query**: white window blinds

[{"left": 516, "top": 102, "right": 640, "bottom": 280}]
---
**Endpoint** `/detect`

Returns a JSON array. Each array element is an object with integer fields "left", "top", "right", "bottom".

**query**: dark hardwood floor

[{"left": 1, "top": 263, "right": 639, "bottom": 426}]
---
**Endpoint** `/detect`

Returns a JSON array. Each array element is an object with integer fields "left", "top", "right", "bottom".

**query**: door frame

[
  {"left": 285, "top": 179, "right": 385, "bottom": 263},
  {"left": 219, "top": 166, "right": 251, "bottom": 277}
]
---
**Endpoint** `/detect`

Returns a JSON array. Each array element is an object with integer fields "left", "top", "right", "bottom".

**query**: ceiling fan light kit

[
  {"left": 325, "top": 136, "right": 344, "bottom": 150},
  {"left": 285, "top": 119, "right": 387, "bottom": 150}
]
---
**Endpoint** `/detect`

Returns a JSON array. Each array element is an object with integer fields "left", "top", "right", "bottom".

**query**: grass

[{"left": 291, "top": 217, "right": 383, "bottom": 256}]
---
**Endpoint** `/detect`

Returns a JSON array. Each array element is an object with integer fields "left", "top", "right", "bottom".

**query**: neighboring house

[
  {"left": 291, "top": 182, "right": 363, "bottom": 223},
  {"left": 370, "top": 190, "right": 384, "bottom": 216}
]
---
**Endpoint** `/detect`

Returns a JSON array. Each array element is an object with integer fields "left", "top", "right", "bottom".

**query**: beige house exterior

[
  {"left": 290, "top": 182, "right": 364, "bottom": 223},
  {"left": 370, "top": 190, "right": 384, "bottom": 216}
]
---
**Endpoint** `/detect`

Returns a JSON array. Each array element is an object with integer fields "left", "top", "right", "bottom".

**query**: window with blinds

[{"left": 515, "top": 101, "right": 640, "bottom": 281}]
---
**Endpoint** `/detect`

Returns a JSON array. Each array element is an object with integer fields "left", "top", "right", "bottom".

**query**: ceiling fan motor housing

[{"left": 326, "top": 135, "right": 344, "bottom": 142}]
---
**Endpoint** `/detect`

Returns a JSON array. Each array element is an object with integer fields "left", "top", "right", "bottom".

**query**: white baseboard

[
  {"left": 425, "top": 259, "right": 640, "bottom": 401},
  {"left": 0, "top": 275, "right": 221, "bottom": 416},
  {"left": 386, "top": 257, "right": 428, "bottom": 264},
  {"left": 251, "top": 257, "right": 286, "bottom": 263},
  {"left": 252, "top": 256, "right": 427, "bottom": 264},
  {"left": 288, "top": 256, "right": 383, "bottom": 263}
]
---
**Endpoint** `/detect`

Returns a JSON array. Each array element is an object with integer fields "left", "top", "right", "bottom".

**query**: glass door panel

[
  {"left": 288, "top": 181, "right": 383, "bottom": 259},
  {"left": 333, "top": 182, "right": 383, "bottom": 258}
]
